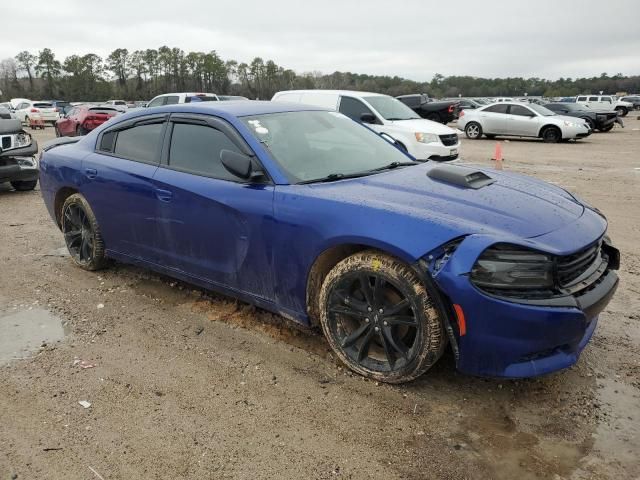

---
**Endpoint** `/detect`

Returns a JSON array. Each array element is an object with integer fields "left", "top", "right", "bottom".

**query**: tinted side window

[
  {"left": 509, "top": 105, "right": 533, "bottom": 116},
  {"left": 399, "top": 96, "right": 420, "bottom": 108},
  {"left": 577, "top": 96, "right": 587, "bottom": 102},
  {"left": 165, "top": 96, "right": 180, "bottom": 105},
  {"left": 168, "top": 123, "right": 241, "bottom": 181},
  {"left": 339, "top": 97, "right": 375, "bottom": 121},
  {"left": 113, "top": 123, "right": 163, "bottom": 163},
  {"left": 484, "top": 104, "right": 509, "bottom": 114},
  {"left": 588, "top": 96, "right": 598, "bottom": 101}
]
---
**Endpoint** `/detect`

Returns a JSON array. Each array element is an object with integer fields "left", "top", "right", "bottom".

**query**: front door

[
  {"left": 506, "top": 104, "right": 539, "bottom": 136},
  {"left": 151, "top": 114, "right": 275, "bottom": 299}
]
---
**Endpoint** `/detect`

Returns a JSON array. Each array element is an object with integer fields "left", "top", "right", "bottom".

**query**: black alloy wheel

[
  {"left": 61, "top": 194, "right": 106, "bottom": 270},
  {"left": 319, "top": 251, "right": 446, "bottom": 383}
]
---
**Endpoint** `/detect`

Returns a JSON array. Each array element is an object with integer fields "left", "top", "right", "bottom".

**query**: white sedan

[
  {"left": 13, "top": 100, "right": 60, "bottom": 125},
  {"left": 457, "top": 102, "right": 591, "bottom": 143}
]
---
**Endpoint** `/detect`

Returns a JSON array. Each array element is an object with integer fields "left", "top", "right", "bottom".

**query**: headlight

[
  {"left": 563, "top": 121, "right": 581, "bottom": 128},
  {"left": 414, "top": 132, "right": 439, "bottom": 144},
  {"left": 470, "top": 244, "right": 554, "bottom": 290},
  {"left": 14, "top": 133, "right": 32, "bottom": 148}
]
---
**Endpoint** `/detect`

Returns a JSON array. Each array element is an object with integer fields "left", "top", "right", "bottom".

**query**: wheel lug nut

[
  {"left": 383, "top": 321, "right": 388, "bottom": 326},
  {"left": 374, "top": 326, "right": 380, "bottom": 332},
  {"left": 365, "top": 318, "right": 369, "bottom": 323},
  {"left": 367, "top": 307, "right": 372, "bottom": 312},
  {"left": 378, "top": 308, "right": 383, "bottom": 313}
]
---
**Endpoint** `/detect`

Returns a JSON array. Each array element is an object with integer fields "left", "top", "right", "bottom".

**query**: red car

[{"left": 55, "top": 105, "right": 119, "bottom": 137}]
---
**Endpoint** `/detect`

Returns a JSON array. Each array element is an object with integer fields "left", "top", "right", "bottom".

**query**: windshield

[
  {"left": 528, "top": 104, "right": 555, "bottom": 116},
  {"left": 242, "top": 111, "right": 415, "bottom": 183},
  {"left": 362, "top": 96, "right": 420, "bottom": 121},
  {"left": 187, "top": 95, "right": 218, "bottom": 102}
]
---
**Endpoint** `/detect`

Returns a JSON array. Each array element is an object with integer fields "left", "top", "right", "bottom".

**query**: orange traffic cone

[{"left": 492, "top": 142, "right": 504, "bottom": 170}]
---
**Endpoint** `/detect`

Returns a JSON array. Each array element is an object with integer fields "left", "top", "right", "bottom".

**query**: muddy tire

[
  {"left": 319, "top": 250, "right": 446, "bottom": 383},
  {"left": 10, "top": 180, "right": 38, "bottom": 191},
  {"left": 465, "top": 122, "right": 483, "bottom": 140},
  {"left": 541, "top": 126, "right": 561, "bottom": 143},
  {"left": 61, "top": 193, "right": 107, "bottom": 271}
]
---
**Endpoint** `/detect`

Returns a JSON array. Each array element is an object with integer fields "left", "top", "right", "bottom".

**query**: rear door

[
  {"left": 151, "top": 114, "right": 275, "bottom": 298},
  {"left": 81, "top": 114, "right": 167, "bottom": 261},
  {"left": 479, "top": 104, "right": 509, "bottom": 133}
]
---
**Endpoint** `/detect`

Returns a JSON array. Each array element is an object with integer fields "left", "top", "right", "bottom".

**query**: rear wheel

[
  {"left": 10, "top": 180, "right": 38, "bottom": 191},
  {"left": 465, "top": 122, "right": 483, "bottom": 140},
  {"left": 61, "top": 194, "right": 107, "bottom": 271},
  {"left": 541, "top": 126, "right": 561, "bottom": 143},
  {"left": 319, "top": 250, "right": 446, "bottom": 383}
]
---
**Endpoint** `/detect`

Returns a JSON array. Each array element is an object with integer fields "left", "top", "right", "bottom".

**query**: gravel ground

[{"left": 0, "top": 117, "right": 638, "bottom": 480}]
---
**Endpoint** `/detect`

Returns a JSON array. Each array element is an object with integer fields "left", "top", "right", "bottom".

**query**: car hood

[
  {"left": 389, "top": 118, "right": 457, "bottom": 135},
  {"left": 308, "top": 163, "right": 585, "bottom": 239}
]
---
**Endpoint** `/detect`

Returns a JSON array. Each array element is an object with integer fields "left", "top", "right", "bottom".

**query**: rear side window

[
  {"left": 577, "top": 96, "right": 587, "bottom": 102},
  {"left": 186, "top": 95, "right": 218, "bottom": 103},
  {"left": 509, "top": 105, "right": 533, "bottom": 116},
  {"left": 113, "top": 123, "right": 163, "bottom": 163},
  {"left": 165, "top": 96, "right": 180, "bottom": 105},
  {"left": 484, "top": 104, "right": 509, "bottom": 114},
  {"left": 339, "top": 97, "right": 376, "bottom": 122},
  {"left": 168, "top": 123, "right": 242, "bottom": 181},
  {"left": 588, "top": 96, "right": 598, "bottom": 101}
]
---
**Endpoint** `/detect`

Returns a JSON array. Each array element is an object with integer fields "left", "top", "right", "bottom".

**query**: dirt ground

[{"left": 0, "top": 117, "right": 638, "bottom": 480}]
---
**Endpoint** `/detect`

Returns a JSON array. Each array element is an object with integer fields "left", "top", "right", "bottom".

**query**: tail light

[
  {"left": 448, "top": 105, "right": 455, "bottom": 113},
  {"left": 30, "top": 108, "right": 39, "bottom": 113},
  {"left": 53, "top": 107, "right": 58, "bottom": 112}
]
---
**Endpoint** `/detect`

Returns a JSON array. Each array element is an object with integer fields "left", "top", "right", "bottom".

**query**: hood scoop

[{"left": 427, "top": 164, "right": 496, "bottom": 189}]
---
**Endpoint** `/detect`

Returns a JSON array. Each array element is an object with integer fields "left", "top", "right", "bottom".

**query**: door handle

[
  {"left": 155, "top": 189, "right": 173, "bottom": 202},
  {"left": 85, "top": 168, "right": 97, "bottom": 179}
]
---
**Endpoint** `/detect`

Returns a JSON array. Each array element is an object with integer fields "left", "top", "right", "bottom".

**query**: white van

[{"left": 271, "top": 90, "right": 460, "bottom": 161}]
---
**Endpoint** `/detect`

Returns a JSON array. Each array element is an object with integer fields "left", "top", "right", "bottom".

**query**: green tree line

[{"left": 1, "top": 47, "right": 638, "bottom": 102}]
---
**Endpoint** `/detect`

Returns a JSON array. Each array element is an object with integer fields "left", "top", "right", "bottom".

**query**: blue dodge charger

[{"left": 39, "top": 101, "right": 620, "bottom": 383}]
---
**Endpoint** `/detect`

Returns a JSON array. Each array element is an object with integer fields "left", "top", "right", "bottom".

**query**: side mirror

[
  {"left": 360, "top": 113, "right": 376, "bottom": 124},
  {"left": 220, "top": 150, "right": 264, "bottom": 181}
]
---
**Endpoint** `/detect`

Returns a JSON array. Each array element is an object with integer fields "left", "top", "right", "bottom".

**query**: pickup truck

[{"left": 396, "top": 94, "right": 459, "bottom": 124}]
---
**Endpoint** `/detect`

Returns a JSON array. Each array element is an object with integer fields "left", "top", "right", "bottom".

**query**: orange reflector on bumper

[{"left": 453, "top": 304, "right": 466, "bottom": 336}]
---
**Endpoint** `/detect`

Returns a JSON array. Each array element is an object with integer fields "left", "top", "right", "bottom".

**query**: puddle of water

[{"left": 0, "top": 309, "right": 67, "bottom": 364}]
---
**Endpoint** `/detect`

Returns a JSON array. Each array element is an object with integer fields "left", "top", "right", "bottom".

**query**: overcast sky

[{"left": 2, "top": 0, "right": 639, "bottom": 81}]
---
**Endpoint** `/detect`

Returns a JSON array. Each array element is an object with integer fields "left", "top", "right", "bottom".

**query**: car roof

[
  {"left": 125, "top": 100, "right": 328, "bottom": 119},
  {"left": 275, "top": 89, "right": 388, "bottom": 98}
]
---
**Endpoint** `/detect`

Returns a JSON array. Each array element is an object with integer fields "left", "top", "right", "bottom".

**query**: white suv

[
  {"left": 13, "top": 100, "right": 60, "bottom": 125},
  {"left": 272, "top": 90, "right": 460, "bottom": 161},
  {"left": 575, "top": 95, "right": 632, "bottom": 116},
  {"left": 147, "top": 92, "right": 220, "bottom": 108}
]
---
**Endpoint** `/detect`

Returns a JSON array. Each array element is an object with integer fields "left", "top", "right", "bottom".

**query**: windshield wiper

[
  {"left": 367, "top": 161, "right": 417, "bottom": 172},
  {"left": 297, "top": 172, "right": 374, "bottom": 185}
]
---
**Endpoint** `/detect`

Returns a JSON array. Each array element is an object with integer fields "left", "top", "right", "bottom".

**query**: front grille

[
  {"left": 557, "top": 241, "right": 601, "bottom": 287},
  {"left": 1, "top": 136, "right": 11, "bottom": 149},
  {"left": 439, "top": 134, "right": 458, "bottom": 146}
]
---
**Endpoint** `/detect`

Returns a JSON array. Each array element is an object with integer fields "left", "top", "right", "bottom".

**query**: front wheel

[
  {"left": 61, "top": 194, "right": 107, "bottom": 271},
  {"left": 582, "top": 117, "right": 595, "bottom": 130},
  {"left": 319, "top": 251, "right": 446, "bottom": 383},
  {"left": 10, "top": 180, "right": 38, "bottom": 191},
  {"left": 541, "top": 126, "right": 561, "bottom": 143},
  {"left": 615, "top": 106, "right": 628, "bottom": 117},
  {"left": 464, "top": 122, "right": 483, "bottom": 140},
  {"left": 599, "top": 124, "right": 614, "bottom": 132}
]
